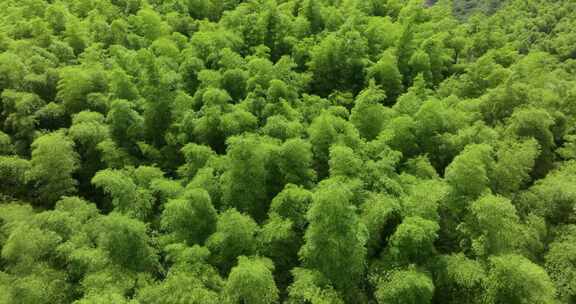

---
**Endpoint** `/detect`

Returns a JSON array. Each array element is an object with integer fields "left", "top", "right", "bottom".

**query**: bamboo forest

[{"left": 0, "top": 0, "right": 575, "bottom": 303}]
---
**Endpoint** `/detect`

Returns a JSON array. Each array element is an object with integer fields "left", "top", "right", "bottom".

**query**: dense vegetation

[{"left": 0, "top": 0, "right": 576, "bottom": 303}]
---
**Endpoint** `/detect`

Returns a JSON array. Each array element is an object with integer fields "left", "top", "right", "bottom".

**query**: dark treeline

[{"left": 0, "top": 0, "right": 575, "bottom": 303}]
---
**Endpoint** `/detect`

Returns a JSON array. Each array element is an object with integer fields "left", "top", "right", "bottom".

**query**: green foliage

[
  {"left": 1, "top": 90, "right": 44, "bottom": 153},
  {"left": 350, "top": 83, "right": 389, "bottom": 140},
  {"left": 25, "top": 132, "right": 79, "bottom": 205},
  {"left": 308, "top": 112, "right": 362, "bottom": 178},
  {"left": 137, "top": 270, "right": 220, "bottom": 304},
  {"left": 545, "top": 225, "right": 576, "bottom": 302},
  {"left": 0, "top": 0, "right": 575, "bottom": 302},
  {"left": 300, "top": 182, "right": 367, "bottom": 291},
  {"left": 387, "top": 216, "right": 439, "bottom": 265},
  {"left": 520, "top": 161, "right": 576, "bottom": 225},
  {"left": 375, "top": 268, "right": 435, "bottom": 304},
  {"left": 223, "top": 256, "right": 279, "bottom": 304},
  {"left": 329, "top": 145, "right": 363, "bottom": 178},
  {"left": 0, "top": 156, "right": 30, "bottom": 196},
  {"left": 161, "top": 188, "right": 217, "bottom": 245},
  {"left": 106, "top": 99, "right": 144, "bottom": 147},
  {"left": 367, "top": 50, "right": 404, "bottom": 103},
  {"left": 270, "top": 184, "right": 313, "bottom": 231},
  {"left": 274, "top": 138, "right": 315, "bottom": 187},
  {"left": 506, "top": 107, "right": 556, "bottom": 177},
  {"left": 221, "top": 135, "right": 269, "bottom": 221},
  {"left": 308, "top": 30, "right": 368, "bottom": 95},
  {"left": 434, "top": 253, "right": 486, "bottom": 304},
  {"left": 57, "top": 66, "right": 107, "bottom": 114},
  {"left": 206, "top": 209, "right": 258, "bottom": 273},
  {"left": 286, "top": 268, "right": 344, "bottom": 304},
  {"left": 74, "top": 292, "right": 135, "bottom": 304},
  {"left": 445, "top": 144, "right": 494, "bottom": 199},
  {"left": 92, "top": 213, "right": 157, "bottom": 272},
  {"left": 485, "top": 254, "right": 556, "bottom": 304},
  {"left": 361, "top": 193, "right": 401, "bottom": 257},
  {"left": 462, "top": 194, "right": 523, "bottom": 256},
  {"left": 1, "top": 223, "right": 61, "bottom": 267},
  {"left": 491, "top": 139, "right": 540, "bottom": 195},
  {"left": 92, "top": 168, "right": 154, "bottom": 219}
]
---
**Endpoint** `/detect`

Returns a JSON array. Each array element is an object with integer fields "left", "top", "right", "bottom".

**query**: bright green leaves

[
  {"left": 26, "top": 131, "right": 79, "bottom": 205},
  {"left": 380, "top": 115, "right": 419, "bottom": 157},
  {"left": 434, "top": 253, "right": 486, "bottom": 304},
  {"left": 329, "top": 145, "right": 363, "bottom": 179},
  {"left": 91, "top": 167, "right": 160, "bottom": 219},
  {"left": 0, "top": 265, "right": 72, "bottom": 304},
  {"left": 0, "top": 155, "right": 30, "bottom": 196},
  {"left": 506, "top": 107, "right": 556, "bottom": 177},
  {"left": 137, "top": 244, "right": 222, "bottom": 304},
  {"left": 189, "top": 27, "right": 242, "bottom": 68},
  {"left": 92, "top": 213, "right": 157, "bottom": 272},
  {"left": 274, "top": 138, "right": 315, "bottom": 187},
  {"left": 308, "top": 31, "right": 368, "bottom": 96},
  {"left": 0, "top": 131, "right": 12, "bottom": 154},
  {"left": 387, "top": 216, "right": 439, "bottom": 265},
  {"left": 69, "top": 111, "right": 110, "bottom": 188},
  {"left": 300, "top": 182, "right": 367, "bottom": 292},
  {"left": 491, "top": 139, "right": 540, "bottom": 195},
  {"left": 161, "top": 189, "right": 217, "bottom": 246},
  {"left": 445, "top": 144, "right": 493, "bottom": 200},
  {"left": 299, "top": 0, "right": 324, "bottom": 34},
  {"left": 223, "top": 256, "right": 278, "bottom": 304},
  {"left": 544, "top": 226, "right": 576, "bottom": 302},
  {"left": 57, "top": 66, "right": 107, "bottom": 114},
  {"left": 363, "top": 17, "right": 400, "bottom": 55},
  {"left": 308, "top": 112, "right": 362, "bottom": 178},
  {"left": 221, "top": 68, "right": 248, "bottom": 101},
  {"left": 409, "top": 50, "right": 433, "bottom": 84},
  {"left": 270, "top": 184, "right": 312, "bottom": 231},
  {"left": 462, "top": 194, "right": 523, "bottom": 257},
  {"left": 74, "top": 292, "right": 135, "bottom": 304},
  {"left": 261, "top": 186, "right": 310, "bottom": 285},
  {"left": 220, "top": 0, "right": 292, "bottom": 61},
  {"left": 1, "top": 223, "right": 61, "bottom": 268},
  {"left": 1, "top": 90, "right": 45, "bottom": 152},
  {"left": 109, "top": 68, "right": 139, "bottom": 101},
  {"left": 221, "top": 135, "right": 269, "bottom": 221},
  {"left": 69, "top": 111, "right": 109, "bottom": 150},
  {"left": 45, "top": 3, "right": 68, "bottom": 33},
  {"left": 0, "top": 0, "right": 575, "bottom": 303},
  {"left": 262, "top": 115, "right": 303, "bottom": 140},
  {"left": 367, "top": 50, "right": 404, "bottom": 103},
  {"left": 133, "top": 8, "right": 168, "bottom": 42},
  {"left": 137, "top": 271, "right": 221, "bottom": 304},
  {"left": 520, "top": 161, "right": 576, "bottom": 225},
  {"left": 286, "top": 268, "right": 344, "bottom": 304},
  {"left": 0, "top": 52, "right": 26, "bottom": 91},
  {"left": 206, "top": 209, "right": 258, "bottom": 273},
  {"left": 106, "top": 99, "right": 144, "bottom": 149},
  {"left": 308, "top": 113, "right": 339, "bottom": 178},
  {"left": 192, "top": 88, "right": 257, "bottom": 152},
  {"left": 375, "top": 268, "right": 434, "bottom": 304},
  {"left": 361, "top": 194, "right": 402, "bottom": 258},
  {"left": 258, "top": 213, "right": 299, "bottom": 286},
  {"left": 0, "top": 198, "right": 100, "bottom": 304},
  {"left": 350, "top": 84, "right": 389, "bottom": 140},
  {"left": 64, "top": 17, "right": 89, "bottom": 55},
  {"left": 178, "top": 143, "right": 216, "bottom": 181},
  {"left": 485, "top": 255, "right": 556, "bottom": 304}
]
